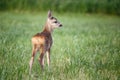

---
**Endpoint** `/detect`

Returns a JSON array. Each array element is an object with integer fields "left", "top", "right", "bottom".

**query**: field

[{"left": 0, "top": 12, "right": 120, "bottom": 80}]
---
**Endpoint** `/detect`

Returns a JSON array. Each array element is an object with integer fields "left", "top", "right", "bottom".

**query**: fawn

[{"left": 29, "top": 10, "right": 62, "bottom": 73}]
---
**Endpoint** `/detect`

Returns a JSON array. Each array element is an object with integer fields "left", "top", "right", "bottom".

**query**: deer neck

[{"left": 43, "top": 22, "right": 53, "bottom": 33}]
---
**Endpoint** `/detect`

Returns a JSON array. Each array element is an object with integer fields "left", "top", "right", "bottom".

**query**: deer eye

[{"left": 54, "top": 21, "right": 57, "bottom": 23}]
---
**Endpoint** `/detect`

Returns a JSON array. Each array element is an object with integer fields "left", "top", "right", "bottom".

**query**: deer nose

[{"left": 59, "top": 24, "right": 62, "bottom": 27}]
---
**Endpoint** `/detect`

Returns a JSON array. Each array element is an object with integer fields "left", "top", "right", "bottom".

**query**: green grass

[
  {"left": 0, "top": 12, "right": 120, "bottom": 80},
  {"left": 1, "top": 0, "right": 120, "bottom": 15}
]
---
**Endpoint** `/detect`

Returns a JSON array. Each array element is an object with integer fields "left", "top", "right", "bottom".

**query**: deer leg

[
  {"left": 39, "top": 47, "right": 45, "bottom": 70},
  {"left": 39, "top": 53, "right": 44, "bottom": 69},
  {"left": 29, "top": 45, "right": 37, "bottom": 74},
  {"left": 46, "top": 49, "right": 50, "bottom": 67}
]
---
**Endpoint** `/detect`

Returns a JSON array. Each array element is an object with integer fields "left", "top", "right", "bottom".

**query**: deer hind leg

[
  {"left": 29, "top": 44, "right": 38, "bottom": 74},
  {"left": 38, "top": 46, "right": 46, "bottom": 70}
]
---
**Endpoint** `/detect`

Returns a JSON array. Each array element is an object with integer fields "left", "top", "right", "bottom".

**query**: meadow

[{"left": 0, "top": 12, "right": 120, "bottom": 80}]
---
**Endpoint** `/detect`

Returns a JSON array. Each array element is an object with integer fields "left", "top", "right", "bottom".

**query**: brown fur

[{"left": 29, "top": 10, "right": 62, "bottom": 73}]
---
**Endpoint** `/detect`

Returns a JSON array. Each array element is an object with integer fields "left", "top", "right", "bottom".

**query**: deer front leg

[{"left": 46, "top": 49, "right": 50, "bottom": 67}]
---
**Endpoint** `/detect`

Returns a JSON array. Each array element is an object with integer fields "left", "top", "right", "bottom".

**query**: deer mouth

[{"left": 59, "top": 24, "right": 62, "bottom": 27}]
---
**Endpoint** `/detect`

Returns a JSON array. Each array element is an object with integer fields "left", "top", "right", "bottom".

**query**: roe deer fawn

[{"left": 29, "top": 10, "right": 62, "bottom": 73}]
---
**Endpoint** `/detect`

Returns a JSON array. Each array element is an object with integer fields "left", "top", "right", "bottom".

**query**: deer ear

[{"left": 48, "top": 10, "right": 52, "bottom": 18}]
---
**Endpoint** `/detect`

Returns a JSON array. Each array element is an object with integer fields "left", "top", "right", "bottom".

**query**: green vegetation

[
  {"left": 0, "top": 12, "right": 120, "bottom": 80},
  {"left": 0, "top": 0, "right": 120, "bottom": 15}
]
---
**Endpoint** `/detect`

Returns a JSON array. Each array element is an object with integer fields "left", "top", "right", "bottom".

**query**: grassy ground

[{"left": 0, "top": 12, "right": 120, "bottom": 80}]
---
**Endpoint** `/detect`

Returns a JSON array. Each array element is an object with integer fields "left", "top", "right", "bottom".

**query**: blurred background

[
  {"left": 0, "top": 0, "right": 120, "bottom": 15},
  {"left": 0, "top": 0, "right": 120, "bottom": 80}
]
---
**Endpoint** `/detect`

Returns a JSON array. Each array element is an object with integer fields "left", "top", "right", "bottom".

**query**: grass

[
  {"left": 0, "top": 11, "right": 120, "bottom": 80},
  {"left": 1, "top": 0, "right": 120, "bottom": 15}
]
